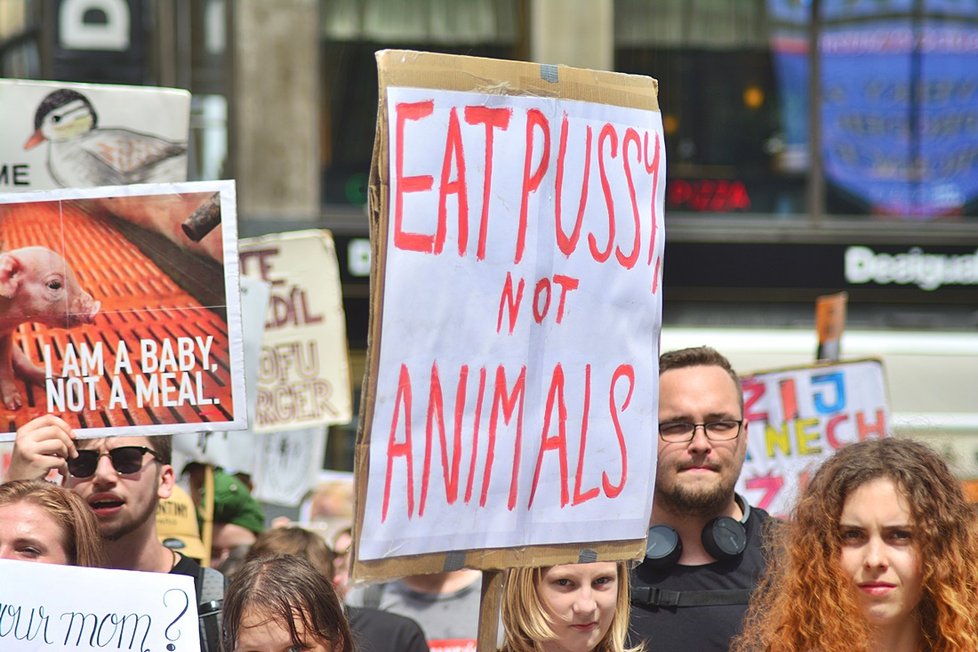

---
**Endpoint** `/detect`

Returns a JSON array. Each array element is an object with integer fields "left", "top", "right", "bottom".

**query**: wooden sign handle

[{"left": 477, "top": 569, "right": 504, "bottom": 651}]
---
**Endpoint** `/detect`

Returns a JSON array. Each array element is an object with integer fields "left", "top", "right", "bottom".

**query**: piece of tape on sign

[
  {"left": 578, "top": 548, "right": 598, "bottom": 563},
  {"left": 540, "top": 64, "right": 558, "bottom": 83},
  {"left": 443, "top": 550, "right": 466, "bottom": 572}
]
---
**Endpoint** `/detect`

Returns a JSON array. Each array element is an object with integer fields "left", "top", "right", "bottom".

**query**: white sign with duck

[{"left": 0, "top": 79, "right": 190, "bottom": 191}]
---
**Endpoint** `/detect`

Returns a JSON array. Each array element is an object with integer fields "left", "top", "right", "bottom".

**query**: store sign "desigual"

[{"left": 845, "top": 246, "right": 978, "bottom": 291}]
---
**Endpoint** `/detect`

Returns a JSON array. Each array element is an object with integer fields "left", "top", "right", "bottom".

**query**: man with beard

[
  {"left": 5, "top": 415, "right": 225, "bottom": 652},
  {"left": 628, "top": 347, "right": 773, "bottom": 651}
]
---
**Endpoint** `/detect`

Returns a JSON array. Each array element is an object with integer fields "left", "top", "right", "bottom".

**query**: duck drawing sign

[{"left": 0, "top": 79, "right": 190, "bottom": 191}]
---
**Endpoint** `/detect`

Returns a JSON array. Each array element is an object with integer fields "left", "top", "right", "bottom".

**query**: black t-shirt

[
  {"left": 170, "top": 552, "right": 201, "bottom": 580},
  {"left": 170, "top": 553, "right": 224, "bottom": 652},
  {"left": 628, "top": 507, "right": 773, "bottom": 652},
  {"left": 347, "top": 606, "right": 430, "bottom": 652}
]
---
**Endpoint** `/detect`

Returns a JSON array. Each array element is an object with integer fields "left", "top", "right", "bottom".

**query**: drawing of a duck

[{"left": 23, "top": 88, "right": 187, "bottom": 187}]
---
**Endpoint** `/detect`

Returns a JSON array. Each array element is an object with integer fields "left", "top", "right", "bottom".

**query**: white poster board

[
  {"left": 359, "top": 82, "right": 666, "bottom": 561},
  {"left": 252, "top": 426, "right": 329, "bottom": 506},
  {"left": 240, "top": 230, "right": 353, "bottom": 431},
  {"left": 736, "top": 358, "right": 890, "bottom": 517},
  {"left": 0, "top": 79, "right": 190, "bottom": 191},
  {"left": 0, "top": 181, "right": 246, "bottom": 438},
  {"left": 172, "top": 276, "right": 271, "bottom": 474},
  {"left": 0, "top": 559, "right": 200, "bottom": 651}
]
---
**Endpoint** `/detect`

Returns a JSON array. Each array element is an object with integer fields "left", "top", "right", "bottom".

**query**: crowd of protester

[{"left": 2, "top": 346, "right": 977, "bottom": 652}]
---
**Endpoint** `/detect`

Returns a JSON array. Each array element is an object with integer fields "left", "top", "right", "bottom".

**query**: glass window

[
  {"left": 320, "top": 0, "right": 525, "bottom": 209},
  {"left": 616, "top": 0, "right": 978, "bottom": 222}
]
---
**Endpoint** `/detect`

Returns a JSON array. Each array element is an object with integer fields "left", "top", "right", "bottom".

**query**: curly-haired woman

[{"left": 733, "top": 437, "right": 978, "bottom": 652}]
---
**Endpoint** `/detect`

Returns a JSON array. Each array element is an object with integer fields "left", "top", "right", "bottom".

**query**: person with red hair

[{"left": 733, "top": 437, "right": 978, "bottom": 652}]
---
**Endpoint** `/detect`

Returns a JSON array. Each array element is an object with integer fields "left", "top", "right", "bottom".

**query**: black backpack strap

[
  {"left": 197, "top": 566, "right": 225, "bottom": 652},
  {"left": 631, "top": 586, "right": 751, "bottom": 608}
]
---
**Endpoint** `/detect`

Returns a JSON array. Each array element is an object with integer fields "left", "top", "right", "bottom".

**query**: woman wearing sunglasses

[{"left": 0, "top": 479, "right": 104, "bottom": 566}]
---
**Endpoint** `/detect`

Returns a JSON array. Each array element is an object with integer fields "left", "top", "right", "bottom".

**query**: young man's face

[
  {"left": 655, "top": 365, "right": 748, "bottom": 517},
  {"left": 64, "top": 436, "right": 174, "bottom": 541}
]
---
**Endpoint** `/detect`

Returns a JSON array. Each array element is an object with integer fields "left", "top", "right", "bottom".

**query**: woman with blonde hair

[
  {"left": 0, "top": 478, "right": 104, "bottom": 567},
  {"left": 733, "top": 437, "right": 978, "bottom": 652},
  {"left": 500, "top": 560, "right": 643, "bottom": 652}
]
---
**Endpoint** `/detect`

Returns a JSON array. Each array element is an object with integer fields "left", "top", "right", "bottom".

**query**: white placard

[
  {"left": 0, "top": 558, "right": 199, "bottom": 651},
  {"left": 736, "top": 358, "right": 890, "bottom": 517},
  {"left": 240, "top": 230, "right": 353, "bottom": 431},
  {"left": 359, "top": 86, "right": 666, "bottom": 560},
  {"left": 0, "top": 79, "right": 189, "bottom": 191},
  {"left": 172, "top": 276, "right": 271, "bottom": 474},
  {"left": 0, "top": 181, "right": 246, "bottom": 438},
  {"left": 252, "top": 427, "right": 328, "bottom": 506}
]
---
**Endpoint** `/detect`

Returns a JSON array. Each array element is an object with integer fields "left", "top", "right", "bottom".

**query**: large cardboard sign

[
  {"left": 737, "top": 358, "right": 889, "bottom": 517},
  {"left": 0, "top": 79, "right": 190, "bottom": 191},
  {"left": 355, "top": 51, "right": 665, "bottom": 576},
  {"left": 0, "top": 181, "right": 246, "bottom": 438},
  {"left": 240, "top": 230, "right": 353, "bottom": 431},
  {"left": 0, "top": 558, "right": 200, "bottom": 651}
]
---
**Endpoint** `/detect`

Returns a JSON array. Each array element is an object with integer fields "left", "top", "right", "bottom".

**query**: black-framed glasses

[
  {"left": 67, "top": 446, "right": 161, "bottom": 478},
  {"left": 658, "top": 419, "right": 744, "bottom": 443}
]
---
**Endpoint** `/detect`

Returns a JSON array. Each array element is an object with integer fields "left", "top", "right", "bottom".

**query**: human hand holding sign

[{"left": 5, "top": 414, "right": 77, "bottom": 481}]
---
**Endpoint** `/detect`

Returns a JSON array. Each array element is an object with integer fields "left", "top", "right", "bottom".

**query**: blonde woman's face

[
  {"left": 536, "top": 562, "right": 618, "bottom": 652},
  {"left": 838, "top": 478, "right": 924, "bottom": 635}
]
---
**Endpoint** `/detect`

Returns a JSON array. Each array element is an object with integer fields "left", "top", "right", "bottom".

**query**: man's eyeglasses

[
  {"left": 658, "top": 419, "right": 744, "bottom": 443},
  {"left": 66, "top": 446, "right": 161, "bottom": 478}
]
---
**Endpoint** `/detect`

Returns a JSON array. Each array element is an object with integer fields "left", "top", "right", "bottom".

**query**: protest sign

[
  {"left": 252, "top": 426, "right": 328, "bottom": 506},
  {"left": 736, "top": 358, "right": 889, "bottom": 517},
  {"left": 0, "top": 180, "right": 246, "bottom": 438},
  {"left": 240, "top": 230, "right": 353, "bottom": 431},
  {"left": 172, "top": 276, "right": 271, "bottom": 474},
  {"left": 0, "top": 558, "right": 199, "bottom": 651},
  {"left": 355, "top": 51, "right": 665, "bottom": 578},
  {"left": 0, "top": 79, "right": 190, "bottom": 192}
]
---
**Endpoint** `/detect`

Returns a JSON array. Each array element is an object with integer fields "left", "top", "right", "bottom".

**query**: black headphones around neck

[{"left": 644, "top": 494, "right": 751, "bottom": 568}]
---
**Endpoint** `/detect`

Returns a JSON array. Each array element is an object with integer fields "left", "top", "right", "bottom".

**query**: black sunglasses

[{"left": 67, "top": 446, "right": 161, "bottom": 478}]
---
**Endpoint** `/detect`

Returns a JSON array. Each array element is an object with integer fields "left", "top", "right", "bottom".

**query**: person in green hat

[{"left": 206, "top": 468, "right": 265, "bottom": 569}]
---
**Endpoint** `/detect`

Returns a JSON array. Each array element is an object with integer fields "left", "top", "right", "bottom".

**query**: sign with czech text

[
  {"left": 736, "top": 358, "right": 889, "bottom": 517},
  {"left": 240, "top": 230, "right": 353, "bottom": 431},
  {"left": 355, "top": 50, "right": 665, "bottom": 572}
]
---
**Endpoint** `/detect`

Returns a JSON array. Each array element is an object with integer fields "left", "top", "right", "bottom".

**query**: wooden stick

[{"left": 477, "top": 569, "right": 504, "bottom": 651}]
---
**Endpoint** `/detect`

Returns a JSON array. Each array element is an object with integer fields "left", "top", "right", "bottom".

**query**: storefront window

[
  {"left": 320, "top": 0, "right": 525, "bottom": 208},
  {"left": 616, "top": 0, "right": 978, "bottom": 222}
]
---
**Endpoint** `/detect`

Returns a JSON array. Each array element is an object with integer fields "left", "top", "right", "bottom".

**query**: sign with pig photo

[
  {"left": 355, "top": 51, "right": 665, "bottom": 571},
  {"left": 0, "top": 180, "right": 246, "bottom": 438}
]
